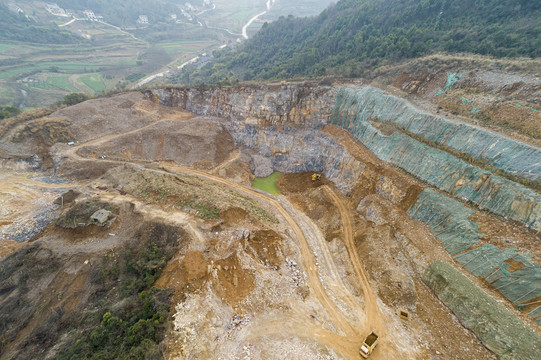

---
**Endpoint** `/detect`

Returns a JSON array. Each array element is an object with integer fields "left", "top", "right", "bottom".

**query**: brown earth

[
  {"left": 275, "top": 145, "right": 497, "bottom": 360},
  {"left": 0, "top": 240, "right": 24, "bottom": 259},
  {"left": 1, "top": 74, "right": 540, "bottom": 360},
  {"left": 76, "top": 117, "right": 235, "bottom": 168},
  {"left": 382, "top": 62, "right": 541, "bottom": 147},
  {"left": 246, "top": 229, "right": 283, "bottom": 267}
]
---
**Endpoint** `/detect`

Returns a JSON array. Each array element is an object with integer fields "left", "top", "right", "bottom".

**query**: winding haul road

[
  {"left": 136, "top": 0, "right": 275, "bottom": 87},
  {"left": 60, "top": 107, "right": 404, "bottom": 358},
  {"left": 242, "top": 0, "right": 276, "bottom": 39}
]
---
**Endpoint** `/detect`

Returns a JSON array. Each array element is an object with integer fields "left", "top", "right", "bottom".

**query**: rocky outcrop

[
  {"left": 151, "top": 84, "right": 541, "bottom": 231},
  {"left": 151, "top": 83, "right": 336, "bottom": 128},
  {"left": 151, "top": 85, "right": 367, "bottom": 193},
  {"left": 233, "top": 127, "right": 365, "bottom": 193},
  {"left": 424, "top": 261, "right": 541, "bottom": 360}
]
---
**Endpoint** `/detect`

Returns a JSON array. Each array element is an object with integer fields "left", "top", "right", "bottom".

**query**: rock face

[
  {"left": 150, "top": 85, "right": 541, "bottom": 231},
  {"left": 151, "top": 84, "right": 366, "bottom": 193},
  {"left": 424, "top": 261, "right": 541, "bottom": 360},
  {"left": 251, "top": 155, "right": 273, "bottom": 178},
  {"left": 232, "top": 127, "right": 365, "bottom": 193},
  {"left": 152, "top": 83, "right": 336, "bottom": 128}
]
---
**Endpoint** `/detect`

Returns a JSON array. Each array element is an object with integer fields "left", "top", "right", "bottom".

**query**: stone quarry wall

[
  {"left": 151, "top": 84, "right": 336, "bottom": 128},
  {"left": 150, "top": 85, "right": 367, "bottom": 193},
  {"left": 151, "top": 83, "right": 541, "bottom": 339},
  {"left": 424, "top": 261, "right": 541, "bottom": 360},
  {"left": 332, "top": 87, "right": 541, "bottom": 232},
  {"left": 151, "top": 85, "right": 541, "bottom": 232}
]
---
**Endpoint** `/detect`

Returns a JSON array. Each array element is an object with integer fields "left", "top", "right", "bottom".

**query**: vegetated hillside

[
  {"left": 0, "top": 4, "right": 78, "bottom": 43},
  {"left": 184, "top": 0, "right": 541, "bottom": 83},
  {"left": 55, "top": 0, "right": 180, "bottom": 27}
]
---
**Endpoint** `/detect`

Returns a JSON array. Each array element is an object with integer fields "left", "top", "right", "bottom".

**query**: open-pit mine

[{"left": 0, "top": 70, "right": 540, "bottom": 360}]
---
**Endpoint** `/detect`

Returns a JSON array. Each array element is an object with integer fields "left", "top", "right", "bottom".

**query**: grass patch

[
  {"left": 48, "top": 76, "right": 79, "bottom": 92},
  {"left": 251, "top": 172, "right": 282, "bottom": 195},
  {"left": 80, "top": 73, "right": 106, "bottom": 93}
]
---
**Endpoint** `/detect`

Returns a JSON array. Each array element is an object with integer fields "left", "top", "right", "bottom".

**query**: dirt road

[
  {"left": 61, "top": 113, "right": 406, "bottom": 358},
  {"left": 322, "top": 186, "right": 380, "bottom": 327}
]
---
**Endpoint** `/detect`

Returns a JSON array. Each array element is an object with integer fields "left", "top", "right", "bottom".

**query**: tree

[
  {"left": 61, "top": 93, "right": 89, "bottom": 106},
  {"left": 0, "top": 106, "right": 21, "bottom": 120}
]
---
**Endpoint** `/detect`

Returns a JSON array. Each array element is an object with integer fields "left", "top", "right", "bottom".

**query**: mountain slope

[
  {"left": 54, "top": 0, "right": 180, "bottom": 27},
  {"left": 0, "top": 4, "right": 77, "bottom": 43},
  {"left": 184, "top": 0, "right": 541, "bottom": 83}
]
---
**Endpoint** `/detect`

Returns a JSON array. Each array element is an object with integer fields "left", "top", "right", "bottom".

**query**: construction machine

[{"left": 359, "top": 331, "right": 379, "bottom": 358}]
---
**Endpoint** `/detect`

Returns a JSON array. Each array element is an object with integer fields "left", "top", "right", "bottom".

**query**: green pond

[{"left": 251, "top": 172, "right": 282, "bottom": 195}]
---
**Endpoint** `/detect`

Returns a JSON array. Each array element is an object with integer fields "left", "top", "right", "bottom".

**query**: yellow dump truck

[{"left": 359, "top": 331, "right": 379, "bottom": 358}]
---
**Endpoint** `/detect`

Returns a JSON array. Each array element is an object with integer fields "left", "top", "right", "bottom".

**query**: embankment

[{"left": 424, "top": 261, "right": 541, "bottom": 360}]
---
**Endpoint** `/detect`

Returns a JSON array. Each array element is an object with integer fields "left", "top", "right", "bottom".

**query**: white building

[
  {"left": 137, "top": 15, "right": 149, "bottom": 24},
  {"left": 45, "top": 3, "right": 68, "bottom": 16},
  {"left": 84, "top": 9, "right": 97, "bottom": 21}
]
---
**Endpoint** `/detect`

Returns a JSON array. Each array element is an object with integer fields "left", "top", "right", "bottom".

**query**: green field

[
  {"left": 48, "top": 76, "right": 79, "bottom": 92},
  {"left": 80, "top": 74, "right": 105, "bottom": 93},
  {"left": 251, "top": 172, "right": 282, "bottom": 195},
  {"left": 0, "top": 0, "right": 333, "bottom": 108},
  {"left": 0, "top": 17, "right": 224, "bottom": 107}
]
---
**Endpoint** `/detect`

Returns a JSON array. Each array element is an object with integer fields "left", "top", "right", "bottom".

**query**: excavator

[{"left": 311, "top": 173, "right": 321, "bottom": 181}]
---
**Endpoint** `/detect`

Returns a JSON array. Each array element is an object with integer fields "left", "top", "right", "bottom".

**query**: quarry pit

[{"left": 0, "top": 71, "right": 540, "bottom": 359}]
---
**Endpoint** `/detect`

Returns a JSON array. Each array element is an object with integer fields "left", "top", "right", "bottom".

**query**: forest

[{"left": 182, "top": 0, "right": 541, "bottom": 84}]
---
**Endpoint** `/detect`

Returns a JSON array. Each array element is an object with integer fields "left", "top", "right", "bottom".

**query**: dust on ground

[{"left": 0, "top": 83, "right": 537, "bottom": 360}]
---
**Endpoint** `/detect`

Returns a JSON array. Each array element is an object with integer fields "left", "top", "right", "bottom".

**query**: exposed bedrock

[
  {"left": 151, "top": 83, "right": 335, "bottom": 127},
  {"left": 234, "top": 126, "right": 365, "bottom": 194},
  {"left": 150, "top": 85, "right": 367, "bottom": 193},
  {"left": 150, "top": 84, "right": 541, "bottom": 231}
]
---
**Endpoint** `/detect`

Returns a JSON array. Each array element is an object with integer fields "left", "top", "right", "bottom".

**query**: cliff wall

[
  {"left": 151, "top": 84, "right": 335, "bottom": 128},
  {"left": 150, "top": 85, "right": 367, "bottom": 194}
]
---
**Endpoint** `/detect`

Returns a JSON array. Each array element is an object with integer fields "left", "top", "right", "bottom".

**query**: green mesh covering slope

[
  {"left": 435, "top": 73, "right": 463, "bottom": 96},
  {"left": 409, "top": 190, "right": 541, "bottom": 323},
  {"left": 408, "top": 189, "right": 480, "bottom": 254},
  {"left": 529, "top": 306, "right": 541, "bottom": 325},
  {"left": 333, "top": 87, "right": 541, "bottom": 183},
  {"left": 424, "top": 261, "right": 541, "bottom": 360},
  {"left": 455, "top": 245, "right": 541, "bottom": 306},
  {"left": 331, "top": 87, "right": 541, "bottom": 231}
]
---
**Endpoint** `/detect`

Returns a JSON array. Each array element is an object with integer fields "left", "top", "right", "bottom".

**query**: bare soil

[{"left": 1, "top": 82, "right": 539, "bottom": 360}]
